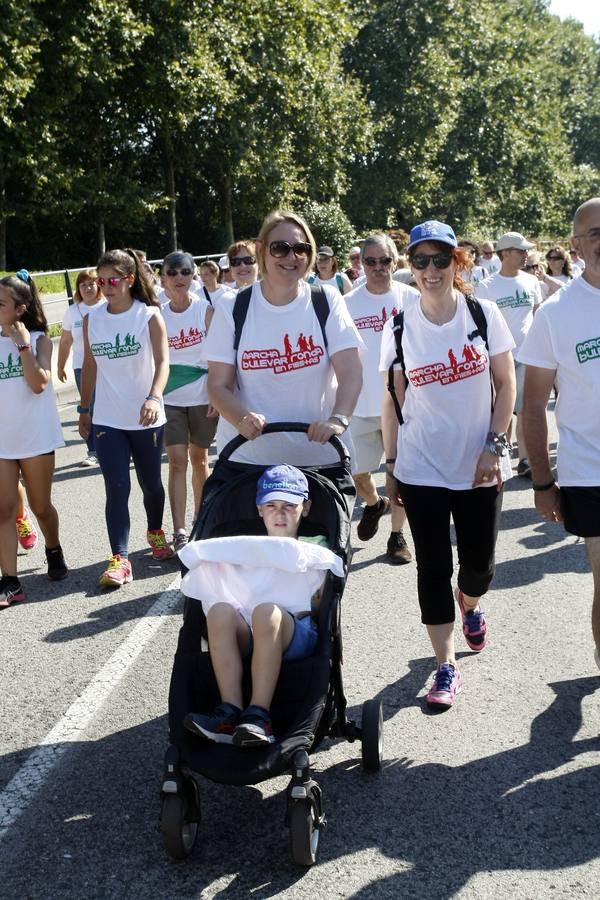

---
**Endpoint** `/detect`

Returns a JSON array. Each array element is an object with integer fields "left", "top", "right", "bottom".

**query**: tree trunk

[
  {"left": 223, "top": 169, "right": 234, "bottom": 246},
  {"left": 97, "top": 217, "right": 105, "bottom": 257},
  {"left": 167, "top": 156, "right": 177, "bottom": 250}
]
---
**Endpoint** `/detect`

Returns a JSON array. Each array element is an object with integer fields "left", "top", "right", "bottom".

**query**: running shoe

[
  {"left": 184, "top": 703, "right": 242, "bottom": 744},
  {"left": 357, "top": 496, "right": 390, "bottom": 541},
  {"left": 45, "top": 545, "right": 68, "bottom": 581},
  {"left": 386, "top": 530, "right": 412, "bottom": 565},
  {"left": 516, "top": 458, "right": 532, "bottom": 478},
  {"left": 79, "top": 454, "right": 97, "bottom": 468},
  {"left": 98, "top": 554, "right": 133, "bottom": 588},
  {"left": 173, "top": 532, "right": 188, "bottom": 552},
  {"left": 426, "top": 663, "right": 462, "bottom": 708},
  {"left": 233, "top": 705, "right": 276, "bottom": 747},
  {"left": 0, "top": 577, "right": 25, "bottom": 609},
  {"left": 455, "top": 587, "right": 488, "bottom": 651},
  {"left": 147, "top": 529, "right": 175, "bottom": 560},
  {"left": 16, "top": 508, "right": 38, "bottom": 551}
]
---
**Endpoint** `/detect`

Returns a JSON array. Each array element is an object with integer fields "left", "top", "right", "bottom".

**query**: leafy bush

[{"left": 300, "top": 201, "right": 358, "bottom": 262}]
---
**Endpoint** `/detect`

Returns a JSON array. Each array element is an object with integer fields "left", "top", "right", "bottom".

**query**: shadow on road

[{"left": 1, "top": 672, "right": 598, "bottom": 898}]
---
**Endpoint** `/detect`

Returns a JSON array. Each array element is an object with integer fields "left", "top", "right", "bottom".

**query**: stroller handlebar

[{"left": 219, "top": 421, "right": 351, "bottom": 464}]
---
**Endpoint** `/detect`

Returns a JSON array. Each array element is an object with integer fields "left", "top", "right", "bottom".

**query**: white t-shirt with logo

[
  {"left": 462, "top": 265, "right": 487, "bottom": 287},
  {"left": 88, "top": 300, "right": 166, "bottom": 431},
  {"left": 308, "top": 273, "right": 344, "bottom": 293},
  {"left": 0, "top": 332, "right": 64, "bottom": 458},
  {"left": 517, "top": 276, "right": 600, "bottom": 486},
  {"left": 61, "top": 299, "right": 106, "bottom": 369},
  {"left": 345, "top": 281, "right": 418, "bottom": 417},
  {"left": 476, "top": 271, "right": 542, "bottom": 350},
  {"left": 379, "top": 293, "right": 515, "bottom": 489},
  {"left": 204, "top": 281, "right": 362, "bottom": 465},
  {"left": 480, "top": 255, "right": 501, "bottom": 275},
  {"left": 161, "top": 298, "right": 211, "bottom": 406}
]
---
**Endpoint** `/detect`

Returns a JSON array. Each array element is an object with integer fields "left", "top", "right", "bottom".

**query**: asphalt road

[{"left": 0, "top": 402, "right": 599, "bottom": 899}]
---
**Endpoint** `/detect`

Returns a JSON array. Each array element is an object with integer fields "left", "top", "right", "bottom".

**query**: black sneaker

[
  {"left": 233, "top": 705, "right": 276, "bottom": 747},
  {"left": 45, "top": 545, "right": 68, "bottom": 581},
  {"left": 357, "top": 496, "right": 391, "bottom": 541},
  {"left": 0, "top": 576, "right": 25, "bottom": 609},
  {"left": 516, "top": 458, "right": 532, "bottom": 478},
  {"left": 386, "top": 530, "right": 412, "bottom": 565},
  {"left": 184, "top": 703, "right": 241, "bottom": 744}
]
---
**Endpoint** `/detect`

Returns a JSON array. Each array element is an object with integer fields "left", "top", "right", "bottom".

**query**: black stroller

[{"left": 160, "top": 424, "right": 383, "bottom": 866}]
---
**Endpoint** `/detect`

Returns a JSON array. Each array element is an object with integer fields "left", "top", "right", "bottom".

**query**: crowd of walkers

[{"left": 1, "top": 198, "right": 599, "bottom": 711}]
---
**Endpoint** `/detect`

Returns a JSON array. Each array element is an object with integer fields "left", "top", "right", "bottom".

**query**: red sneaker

[
  {"left": 16, "top": 508, "right": 38, "bottom": 551},
  {"left": 98, "top": 555, "right": 133, "bottom": 588},
  {"left": 147, "top": 529, "right": 174, "bottom": 560}
]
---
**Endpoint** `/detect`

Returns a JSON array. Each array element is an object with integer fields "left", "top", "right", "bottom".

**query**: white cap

[
  {"left": 495, "top": 232, "right": 535, "bottom": 251},
  {"left": 218, "top": 255, "right": 230, "bottom": 269}
]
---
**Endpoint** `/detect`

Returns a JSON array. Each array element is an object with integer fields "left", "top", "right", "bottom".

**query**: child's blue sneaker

[
  {"left": 233, "top": 705, "right": 276, "bottom": 747},
  {"left": 184, "top": 703, "right": 241, "bottom": 744}
]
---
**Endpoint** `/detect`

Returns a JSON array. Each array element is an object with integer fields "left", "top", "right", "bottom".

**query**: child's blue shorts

[{"left": 283, "top": 616, "right": 318, "bottom": 661}]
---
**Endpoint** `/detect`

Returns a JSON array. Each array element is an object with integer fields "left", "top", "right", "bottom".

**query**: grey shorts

[
  {"left": 164, "top": 404, "right": 218, "bottom": 448},
  {"left": 348, "top": 415, "right": 384, "bottom": 474}
]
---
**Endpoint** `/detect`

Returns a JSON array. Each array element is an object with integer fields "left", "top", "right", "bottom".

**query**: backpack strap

[
  {"left": 387, "top": 311, "right": 406, "bottom": 425},
  {"left": 233, "top": 286, "right": 253, "bottom": 352},
  {"left": 465, "top": 295, "right": 489, "bottom": 351},
  {"left": 203, "top": 286, "right": 213, "bottom": 307},
  {"left": 309, "top": 284, "right": 329, "bottom": 349}
]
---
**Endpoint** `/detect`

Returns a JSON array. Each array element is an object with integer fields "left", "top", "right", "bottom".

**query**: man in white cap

[
  {"left": 476, "top": 232, "right": 542, "bottom": 477},
  {"left": 345, "top": 246, "right": 364, "bottom": 283},
  {"left": 518, "top": 197, "right": 600, "bottom": 672},
  {"left": 479, "top": 241, "right": 501, "bottom": 276}
]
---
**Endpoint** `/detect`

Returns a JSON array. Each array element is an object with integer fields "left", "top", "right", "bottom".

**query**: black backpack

[
  {"left": 387, "top": 296, "right": 490, "bottom": 425},
  {"left": 232, "top": 284, "right": 330, "bottom": 353}
]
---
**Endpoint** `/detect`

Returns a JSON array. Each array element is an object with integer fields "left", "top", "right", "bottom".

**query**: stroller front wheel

[
  {"left": 361, "top": 699, "right": 383, "bottom": 771},
  {"left": 161, "top": 788, "right": 200, "bottom": 859},
  {"left": 289, "top": 798, "right": 321, "bottom": 866}
]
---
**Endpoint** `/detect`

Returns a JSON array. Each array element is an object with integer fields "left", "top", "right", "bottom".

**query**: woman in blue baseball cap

[{"left": 380, "top": 220, "right": 516, "bottom": 710}]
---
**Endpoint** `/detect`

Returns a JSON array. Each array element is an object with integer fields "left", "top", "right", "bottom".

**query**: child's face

[
  {"left": 0, "top": 287, "right": 24, "bottom": 330},
  {"left": 258, "top": 499, "right": 308, "bottom": 538}
]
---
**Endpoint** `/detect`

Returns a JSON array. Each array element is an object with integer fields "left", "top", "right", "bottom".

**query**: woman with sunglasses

[
  {"left": 79, "top": 249, "right": 173, "bottom": 588},
  {"left": 199, "top": 259, "right": 236, "bottom": 310},
  {"left": 523, "top": 251, "right": 563, "bottom": 301},
  {"left": 227, "top": 240, "right": 259, "bottom": 292},
  {"left": 545, "top": 246, "right": 573, "bottom": 284},
  {"left": 206, "top": 209, "right": 363, "bottom": 467},
  {"left": 380, "top": 221, "right": 516, "bottom": 709},
  {"left": 57, "top": 269, "right": 105, "bottom": 467},
  {"left": 160, "top": 250, "right": 217, "bottom": 551},
  {"left": 308, "top": 246, "right": 353, "bottom": 295}
]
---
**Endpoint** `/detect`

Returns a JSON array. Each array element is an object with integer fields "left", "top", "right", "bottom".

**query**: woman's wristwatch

[
  {"left": 329, "top": 412, "right": 350, "bottom": 430},
  {"left": 483, "top": 431, "right": 511, "bottom": 457}
]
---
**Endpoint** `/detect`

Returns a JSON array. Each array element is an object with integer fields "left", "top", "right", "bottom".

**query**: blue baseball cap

[
  {"left": 407, "top": 220, "right": 458, "bottom": 251},
  {"left": 256, "top": 465, "right": 309, "bottom": 506}
]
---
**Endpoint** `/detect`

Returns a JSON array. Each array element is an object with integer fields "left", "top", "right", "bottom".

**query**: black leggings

[{"left": 397, "top": 480, "right": 503, "bottom": 625}]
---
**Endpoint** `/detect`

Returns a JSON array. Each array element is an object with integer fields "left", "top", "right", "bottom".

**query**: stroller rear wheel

[
  {"left": 361, "top": 699, "right": 383, "bottom": 771},
  {"left": 289, "top": 798, "right": 321, "bottom": 866},
  {"left": 160, "top": 783, "right": 200, "bottom": 859}
]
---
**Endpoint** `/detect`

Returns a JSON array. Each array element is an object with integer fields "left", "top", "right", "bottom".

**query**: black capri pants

[{"left": 397, "top": 480, "right": 503, "bottom": 626}]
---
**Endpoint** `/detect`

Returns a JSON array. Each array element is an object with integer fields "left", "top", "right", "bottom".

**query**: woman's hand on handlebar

[
  {"left": 237, "top": 411, "right": 266, "bottom": 440},
  {"left": 307, "top": 419, "right": 346, "bottom": 444}
]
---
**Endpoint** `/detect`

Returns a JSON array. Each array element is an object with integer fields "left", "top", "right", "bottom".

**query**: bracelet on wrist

[
  {"left": 17, "top": 344, "right": 31, "bottom": 352},
  {"left": 532, "top": 479, "right": 556, "bottom": 492},
  {"left": 77, "top": 404, "right": 90, "bottom": 414},
  {"left": 145, "top": 394, "right": 161, "bottom": 404},
  {"left": 484, "top": 431, "right": 511, "bottom": 457}
]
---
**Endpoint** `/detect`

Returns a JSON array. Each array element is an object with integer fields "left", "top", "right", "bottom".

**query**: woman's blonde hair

[
  {"left": 74, "top": 268, "right": 99, "bottom": 303},
  {"left": 256, "top": 210, "right": 317, "bottom": 275}
]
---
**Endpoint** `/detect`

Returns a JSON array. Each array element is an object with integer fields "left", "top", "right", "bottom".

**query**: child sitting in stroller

[{"left": 182, "top": 464, "right": 341, "bottom": 749}]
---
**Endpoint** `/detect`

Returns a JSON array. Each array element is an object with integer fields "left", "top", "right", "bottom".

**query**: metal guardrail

[{"left": 30, "top": 253, "right": 223, "bottom": 327}]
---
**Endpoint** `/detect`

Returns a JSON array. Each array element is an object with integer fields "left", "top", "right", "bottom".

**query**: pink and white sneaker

[
  {"left": 456, "top": 587, "right": 488, "bottom": 652},
  {"left": 426, "top": 663, "right": 462, "bottom": 708},
  {"left": 16, "top": 508, "right": 38, "bottom": 551},
  {"left": 147, "top": 529, "right": 174, "bottom": 560}
]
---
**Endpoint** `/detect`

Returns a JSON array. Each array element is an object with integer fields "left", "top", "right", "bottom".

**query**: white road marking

[{"left": 0, "top": 577, "right": 182, "bottom": 841}]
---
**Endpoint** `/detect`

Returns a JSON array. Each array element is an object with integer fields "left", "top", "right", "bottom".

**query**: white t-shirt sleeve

[
  {"left": 516, "top": 306, "right": 557, "bottom": 369},
  {"left": 61, "top": 304, "right": 76, "bottom": 332},
  {"left": 484, "top": 300, "right": 516, "bottom": 356},
  {"left": 203, "top": 303, "right": 236, "bottom": 365}
]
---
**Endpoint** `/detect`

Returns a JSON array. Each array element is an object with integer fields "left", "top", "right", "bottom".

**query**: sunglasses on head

[
  {"left": 229, "top": 256, "right": 256, "bottom": 267},
  {"left": 410, "top": 251, "right": 453, "bottom": 270},
  {"left": 363, "top": 256, "right": 393, "bottom": 267},
  {"left": 165, "top": 267, "right": 193, "bottom": 277},
  {"left": 97, "top": 276, "right": 128, "bottom": 288},
  {"left": 269, "top": 241, "right": 312, "bottom": 259}
]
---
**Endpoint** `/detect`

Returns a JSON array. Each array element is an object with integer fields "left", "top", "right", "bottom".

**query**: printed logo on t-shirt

[
  {"left": 168, "top": 326, "right": 205, "bottom": 350},
  {"left": 576, "top": 336, "right": 600, "bottom": 364},
  {"left": 241, "top": 333, "right": 324, "bottom": 374},
  {"left": 409, "top": 343, "right": 487, "bottom": 387},
  {"left": 495, "top": 290, "right": 535, "bottom": 310},
  {"left": 91, "top": 332, "right": 141, "bottom": 359},
  {"left": 0, "top": 350, "right": 23, "bottom": 380},
  {"left": 354, "top": 307, "right": 399, "bottom": 332}
]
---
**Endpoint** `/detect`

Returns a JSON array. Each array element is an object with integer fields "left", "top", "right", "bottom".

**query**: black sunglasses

[
  {"left": 411, "top": 252, "right": 453, "bottom": 270},
  {"left": 165, "top": 267, "right": 193, "bottom": 277},
  {"left": 363, "top": 256, "right": 393, "bottom": 267},
  {"left": 546, "top": 255, "right": 564, "bottom": 262},
  {"left": 229, "top": 256, "right": 256, "bottom": 267},
  {"left": 269, "top": 241, "right": 312, "bottom": 259},
  {"left": 524, "top": 264, "right": 538, "bottom": 271}
]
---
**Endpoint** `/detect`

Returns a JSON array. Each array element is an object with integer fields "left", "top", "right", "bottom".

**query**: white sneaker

[{"left": 80, "top": 454, "right": 97, "bottom": 468}]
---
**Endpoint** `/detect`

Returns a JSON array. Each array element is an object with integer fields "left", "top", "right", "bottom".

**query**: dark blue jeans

[
  {"left": 93, "top": 424, "right": 166, "bottom": 557},
  {"left": 74, "top": 368, "right": 95, "bottom": 454}
]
